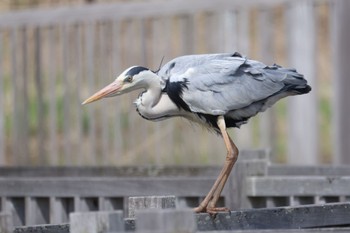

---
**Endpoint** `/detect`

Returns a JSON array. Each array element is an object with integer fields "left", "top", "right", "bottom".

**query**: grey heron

[{"left": 82, "top": 52, "right": 311, "bottom": 213}]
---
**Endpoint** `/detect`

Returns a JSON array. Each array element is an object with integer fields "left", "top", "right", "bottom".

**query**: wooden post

[
  {"left": 34, "top": 26, "right": 45, "bottom": 164},
  {"left": 286, "top": 1, "right": 318, "bottom": 164},
  {"left": 234, "top": 8, "right": 253, "bottom": 149},
  {"left": 70, "top": 211, "right": 124, "bottom": 233},
  {"left": 128, "top": 196, "right": 176, "bottom": 218},
  {"left": 135, "top": 209, "right": 196, "bottom": 233},
  {"left": 48, "top": 26, "right": 58, "bottom": 165},
  {"left": 61, "top": 23, "right": 71, "bottom": 164},
  {"left": 227, "top": 150, "right": 268, "bottom": 209},
  {"left": 258, "top": 8, "right": 276, "bottom": 161},
  {"left": 0, "top": 31, "right": 4, "bottom": 165},
  {"left": 85, "top": 21, "right": 97, "bottom": 165},
  {"left": 332, "top": 0, "right": 350, "bottom": 164}
]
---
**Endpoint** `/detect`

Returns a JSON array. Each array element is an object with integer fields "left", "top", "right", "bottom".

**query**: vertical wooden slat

[
  {"left": 61, "top": 24, "right": 71, "bottom": 164},
  {"left": 221, "top": 10, "right": 238, "bottom": 52},
  {"left": 10, "top": 27, "right": 21, "bottom": 165},
  {"left": 235, "top": 9, "right": 253, "bottom": 148},
  {"left": 99, "top": 22, "right": 109, "bottom": 165},
  {"left": 332, "top": 0, "right": 350, "bottom": 164},
  {"left": 85, "top": 22, "right": 96, "bottom": 164},
  {"left": 179, "top": 15, "right": 194, "bottom": 55},
  {"left": 112, "top": 21, "right": 122, "bottom": 164},
  {"left": 258, "top": 8, "right": 276, "bottom": 161},
  {"left": 0, "top": 31, "right": 4, "bottom": 165},
  {"left": 123, "top": 20, "right": 138, "bottom": 163},
  {"left": 76, "top": 24, "right": 83, "bottom": 165},
  {"left": 20, "top": 27, "right": 29, "bottom": 164},
  {"left": 152, "top": 17, "right": 163, "bottom": 164},
  {"left": 286, "top": 1, "right": 318, "bottom": 164},
  {"left": 48, "top": 26, "right": 58, "bottom": 165},
  {"left": 163, "top": 17, "right": 176, "bottom": 164},
  {"left": 34, "top": 27, "right": 45, "bottom": 164}
]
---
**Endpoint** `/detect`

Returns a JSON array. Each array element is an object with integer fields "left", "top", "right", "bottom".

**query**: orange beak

[{"left": 82, "top": 80, "right": 123, "bottom": 105}]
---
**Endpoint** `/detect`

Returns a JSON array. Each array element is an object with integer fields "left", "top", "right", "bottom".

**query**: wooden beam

[
  {"left": 246, "top": 176, "right": 350, "bottom": 196},
  {"left": 0, "top": 0, "right": 328, "bottom": 28},
  {"left": 332, "top": 0, "right": 350, "bottom": 164}
]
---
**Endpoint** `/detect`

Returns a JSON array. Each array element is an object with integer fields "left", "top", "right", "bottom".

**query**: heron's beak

[{"left": 82, "top": 80, "right": 123, "bottom": 105}]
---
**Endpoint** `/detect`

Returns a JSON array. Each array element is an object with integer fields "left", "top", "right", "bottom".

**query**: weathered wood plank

[
  {"left": 0, "top": 0, "right": 309, "bottom": 28},
  {"left": 234, "top": 8, "right": 253, "bottom": 148},
  {"left": 85, "top": 22, "right": 97, "bottom": 164},
  {"left": 227, "top": 158, "right": 268, "bottom": 209},
  {"left": 220, "top": 10, "right": 238, "bottom": 52},
  {"left": 246, "top": 176, "right": 350, "bottom": 196},
  {"left": 47, "top": 26, "right": 58, "bottom": 165},
  {"left": 0, "top": 165, "right": 222, "bottom": 177},
  {"left": 61, "top": 24, "right": 71, "bottom": 164},
  {"left": 111, "top": 21, "right": 122, "bottom": 164},
  {"left": 34, "top": 27, "right": 45, "bottom": 164},
  {"left": 0, "top": 31, "right": 4, "bottom": 165},
  {"left": 268, "top": 165, "right": 350, "bottom": 176},
  {"left": 332, "top": 0, "right": 350, "bottom": 165},
  {"left": 10, "top": 27, "right": 22, "bottom": 165},
  {"left": 75, "top": 24, "right": 83, "bottom": 165},
  {"left": 257, "top": 8, "right": 276, "bottom": 157},
  {"left": 0, "top": 177, "right": 217, "bottom": 197},
  {"left": 99, "top": 22, "right": 109, "bottom": 165},
  {"left": 20, "top": 27, "right": 29, "bottom": 165},
  {"left": 196, "top": 202, "right": 350, "bottom": 231},
  {"left": 286, "top": 0, "right": 318, "bottom": 164}
]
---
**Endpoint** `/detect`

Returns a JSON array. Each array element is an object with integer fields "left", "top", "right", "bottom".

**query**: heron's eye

[{"left": 124, "top": 75, "right": 133, "bottom": 83}]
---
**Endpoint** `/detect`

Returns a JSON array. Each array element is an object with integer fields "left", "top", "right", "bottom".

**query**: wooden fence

[
  {"left": 1, "top": 150, "right": 350, "bottom": 227},
  {"left": 0, "top": 0, "right": 347, "bottom": 166}
]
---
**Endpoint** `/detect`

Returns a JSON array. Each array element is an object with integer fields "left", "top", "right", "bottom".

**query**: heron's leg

[
  {"left": 193, "top": 116, "right": 239, "bottom": 213},
  {"left": 207, "top": 135, "right": 238, "bottom": 211}
]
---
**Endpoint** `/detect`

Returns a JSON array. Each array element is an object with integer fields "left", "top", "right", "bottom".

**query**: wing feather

[{"left": 159, "top": 53, "right": 309, "bottom": 116}]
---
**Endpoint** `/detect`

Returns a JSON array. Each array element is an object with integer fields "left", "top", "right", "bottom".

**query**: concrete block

[
  {"left": 128, "top": 196, "right": 175, "bottom": 218},
  {"left": 70, "top": 211, "right": 124, "bottom": 233},
  {"left": 0, "top": 212, "right": 14, "bottom": 233},
  {"left": 135, "top": 208, "right": 196, "bottom": 233}
]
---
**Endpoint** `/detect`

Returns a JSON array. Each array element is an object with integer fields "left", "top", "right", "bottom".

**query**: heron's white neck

[
  {"left": 134, "top": 73, "right": 179, "bottom": 120},
  {"left": 134, "top": 73, "right": 162, "bottom": 112}
]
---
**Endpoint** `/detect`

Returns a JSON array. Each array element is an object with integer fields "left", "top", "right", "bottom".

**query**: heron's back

[{"left": 160, "top": 53, "right": 311, "bottom": 130}]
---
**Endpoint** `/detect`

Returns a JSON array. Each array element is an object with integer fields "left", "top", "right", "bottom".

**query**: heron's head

[{"left": 82, "top": 66, "right": 156, "bottom": 105}]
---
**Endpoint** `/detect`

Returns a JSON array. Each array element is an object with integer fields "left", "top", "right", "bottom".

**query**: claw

[
  {"left": 193, "top": 205, "right": 230, "bottom": 214},
  {"left": 206, "top": 207, "right": 230, "bottom": 213}
]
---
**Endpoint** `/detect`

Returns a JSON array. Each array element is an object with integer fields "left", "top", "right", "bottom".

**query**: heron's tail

[
  {"left": 268, "top": 64, "right": 312, "bottom": 95},
  {"left": 291, "top": 84, "right": 312, "bottom": 95}
]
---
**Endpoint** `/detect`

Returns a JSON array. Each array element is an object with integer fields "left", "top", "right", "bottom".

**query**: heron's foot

[
  {"left": 193, "top": 204, "right": 207, "bottom": 213},
  {"left": 206, "top": 206, "right": 230, "bottom": 214},
  {"left": 193, "top": 205, "right": 230, "bottom": 214}
]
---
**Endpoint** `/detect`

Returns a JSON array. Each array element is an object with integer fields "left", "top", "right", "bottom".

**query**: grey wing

[{"left": 160, "top": 53, "right": 309, "bottom": 115}]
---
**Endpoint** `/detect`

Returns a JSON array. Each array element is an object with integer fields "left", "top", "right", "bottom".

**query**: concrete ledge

[
  {"left": 13, "top": 203, "right": 350, "bottom": 232},
  {"left": 14, "top": 224, "right": 69, "bottom": 233},
  {"left": 196, "top": 202, "right": 350, "bottom": 231}
]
